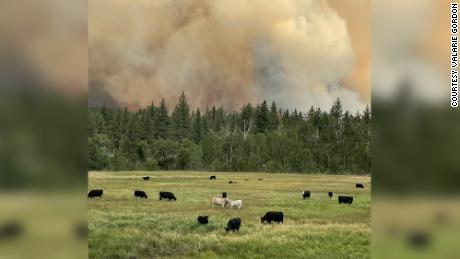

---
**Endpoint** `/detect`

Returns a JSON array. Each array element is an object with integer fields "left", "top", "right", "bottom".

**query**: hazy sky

[{"left": 89, "top": 0, "right": 370, "bottom": 112}]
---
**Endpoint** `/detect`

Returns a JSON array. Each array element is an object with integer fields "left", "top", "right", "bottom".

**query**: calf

[
  {"left": 328, "top": 192, "right": 333, "bottom": 199},
  {"left": 209, "top": 175, "right": 216, "bottom": 180},
  {"left": 356, "top": 183, "right": 364, "bottom": 188},
  {"left": 302, "top": 191, "right": 311, "bottom": 199},
  {"left": 88, "top": 189, "right": 103, "bottom": 199},
  {"left": 159, "top": 191, "right": 176, "bottom": 201},
  {"left": 211, "top": 197, "right": 230, "bottom": 208},
  {"left": 134, "top": 190, "right": 148, "bottom": 199},
  {"left": 222, "top": 192, "right": 227, "bottom": 198},
  {"left": 230, "top": 200, "right": 243, "bottom": 209},
  {"left": 197, "top": 216, "right": 209, "bottom": 225},
  {"left": 338, "top": 195, "right": 353, "bottom": 204},
  {"left": 261, "top": 211, "right": 284, "bottom": 224},
  {"left": 142, "top": 176, "right": 150, "bottom": 180},
  {"left": 225, "top": 218, "right": 241, "bottom": 232}
]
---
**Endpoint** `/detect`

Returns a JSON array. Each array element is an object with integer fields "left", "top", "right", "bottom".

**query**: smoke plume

[{"left": 89, "top": 0, "right": 369, "bottom": 112}]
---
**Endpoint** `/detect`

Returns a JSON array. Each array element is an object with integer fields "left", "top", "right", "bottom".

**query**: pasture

[{"left": 88, "top": 171, "right": 371, "bottom": 259}]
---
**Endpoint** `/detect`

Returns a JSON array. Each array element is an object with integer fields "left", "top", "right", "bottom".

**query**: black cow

[
  {"left": 261, "top": 211, "right": 284, "bottom": 224},
  {"left": 143, "top": 176, "right": 150, "bottom": 180},
  {"left": 356, "top": 183, "right": 364, "bottom": 188},
  {"left": 245, "top": 179, "right": 249, "bottom": 181},
  {"left": 228, "top": 181, "right": 234, "bottom": 184},
  {"left": 197, "top": 216, "right": 209, "bottom": 225},
  {"left": 225, "top": 218, "right": 241, "bottom": 232},
  {"left": 209, "top": 176, "right": 216, "bottom": 180},
  {"left": 88, "top": 189, "right": 103, "bottom": 199},
  {"left": 222, "top": 192, "right": 227, "bottom": 198},
  {"left": 134, "top": 190, "right": 148, "bottom": 199},
  {"left": 159, "top": 191, "right": 177, "bottom": 201},
  {"left": 328, "top": 192, "right": 333, "bottom": 199},
  {"left": 0, "top": 221, "right": 22, "bottom": 240},
  {"left": 258, "top": 178, "right": 263, "bottom": 180},
  {"left": 302, "top": 191, "right": 311, "bottom": 199},
  {"left": 338, "top": 195, "right": 353, "bottom": 204}
]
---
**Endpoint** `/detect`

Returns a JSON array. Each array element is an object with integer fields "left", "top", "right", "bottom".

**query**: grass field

[{"left": 88, "top": 171, "right": 371, "bottom": 259}]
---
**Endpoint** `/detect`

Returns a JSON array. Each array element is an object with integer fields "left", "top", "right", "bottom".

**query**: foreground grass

[{"left": 88, "top": 171, "right": 371, "bottom": 259}]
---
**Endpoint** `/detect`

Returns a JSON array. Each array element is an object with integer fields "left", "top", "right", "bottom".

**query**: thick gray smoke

[{"left": 89, "top": 0, "right": 368, "bottom": 112}]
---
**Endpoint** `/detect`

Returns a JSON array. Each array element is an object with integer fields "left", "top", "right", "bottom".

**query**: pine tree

[
  {"left": 192, "top": 108, "right": 203, "bottom": 143},
  {"left": 255, "top": 100, "right": 269, "bottom": 133},
  {"left": 156, "top": 98, "right": 170, "bottom": 139},
  {"left": 268, "top": 101, "right": 279, "bottom": 131},
  {"left": 172, "top": 92, "right": 191, "bottom": 140}
]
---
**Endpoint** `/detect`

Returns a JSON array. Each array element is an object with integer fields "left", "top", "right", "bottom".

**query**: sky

[{"left": 89, "top": 0, "right": 370, "bottom": 112}]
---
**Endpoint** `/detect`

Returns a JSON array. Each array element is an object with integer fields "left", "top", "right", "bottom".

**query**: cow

[
  {"left": 142, "top": 176, "right": 150, "bottom": 180},
  {"left": 356, "top": 183, "right": 364, "bottom": 188},
  {"left": 197, "top": 216, "right": 209, "bottom": 225},
  {"left": 159, "top": 191, "right": 176, "bottom": 201},
  {"left": 209, "top": 176, "right": 216, "bottom": 180},
  {"left": 222, "top": 192, "right": 227, "bottom": 198},
  {"left": 0, "top": 221, "right": 22, "bottom": 240},
  {"left": 338, "top": 195, "right": 353, "bottom": 204},
  {"left": 88, "top": 189, "right": 103, "bottom": 199},
  {"left": 228, "top": 181, "right": 233, "bottom": 184},
  {"left": 261, "top": 211, "right": 284, "bottom": 224},
  {"left": 212, "top": 197, "right": 230, "bottom": 208},
  {"left": 225, "top": 218, "right": 241, "bottom": 232},
  {"left": 258, "top": 178, "right": 263, "bottom": 180},
  {"left": 245, "top": 179, "right": 249, "bottom": 181},
  {"left": 134, "top": 190, "right": 148, "bottom": 199},
  {"left": 230, "top": 200, "right": 243, "bottom": 209},
  {"left": 302, "top": 191, "right": 311, "bottom": 199},
  {"left": 328, "top": 192, "right": 333, "bottom": 199}
]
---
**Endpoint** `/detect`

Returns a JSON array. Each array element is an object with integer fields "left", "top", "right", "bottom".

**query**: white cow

[
  {"left": 211, "top": 197, "right": 230, "bottom": 208},
  {"left": 230, "top": 200, "right": 243, "bottom": 209}
]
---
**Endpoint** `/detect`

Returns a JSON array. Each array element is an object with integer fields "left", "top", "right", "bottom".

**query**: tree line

[{"left": 88, "top": 93, "right": 371, "bottom": 174}]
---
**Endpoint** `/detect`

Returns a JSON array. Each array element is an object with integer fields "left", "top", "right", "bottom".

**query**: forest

[{"left": 88, "top": 93, "right": 371, "bottom": 174}]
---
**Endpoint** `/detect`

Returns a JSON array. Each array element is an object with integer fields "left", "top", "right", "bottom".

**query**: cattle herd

[{"left": 88, "top": 175, "right": 365, "bottom": 233}]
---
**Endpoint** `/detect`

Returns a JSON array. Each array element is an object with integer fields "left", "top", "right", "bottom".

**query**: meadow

[{"left": 88, "top": 171, "right": 371, "bottom": 259}]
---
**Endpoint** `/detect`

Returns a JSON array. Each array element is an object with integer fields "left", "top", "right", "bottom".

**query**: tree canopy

[{"left": 88, "top": 95, "right": 371, "bottom": 174}]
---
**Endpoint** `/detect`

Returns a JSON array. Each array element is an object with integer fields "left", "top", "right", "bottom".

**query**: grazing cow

[
  {"left": 88, "top": 189, "right": 103, "bottom": 199},
  {"left": 0, "top": 221, "right": 22, "bottom": 240},
  {"left": 261, "top": 211, "right": 284, "bottom": 224},
  {"left": 228, "top": 181, "right": 233, "bottom": 184},
  {"left": 134, "top": 190, "right": 148, "bottom": 199},
  {"left": 230, "top": 200, "right": 243, "bottom": 209},
  {"left": 245, "top": 179, "right": 249, "bottom": 181},
  {"left": 328, "top": 192, "right": 333, "bottom": 199},
  {"left": 159, "top": 191, "right": 176, "bottom": 201},
  {"left": 142, "top": 176, "right": 150, "bottom": 180},
  {"left": 212, "top": 197, "right": 230, "bottom": 208},
  {"left": 356, "top": 183, "right": 364, "bottom": 188},
  {"left": 225, "top": 218, "right": 241, "bottom": 232},
  {"left": 209, "top": 175, "right": 216, "bottom": 180},
  {"left": 222, "top": 192, "right": 227, "bottom": 198},
  {"left": 197, "top": 216, "right": 209, "bottom": 225},
  {"left": 302, "top": 191, "right": 311, "bottom": 199},
  {"left": 407, "top": 230, "right": 430, "bottom": 248},
  {"left": 258, "top": 178, "right": 263, "bottom": 180},
  {"left": 338, "top": 195, "right": 353, "bottom": 204}
]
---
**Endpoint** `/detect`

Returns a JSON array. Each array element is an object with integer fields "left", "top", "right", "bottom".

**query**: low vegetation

[{"left": 88, "top": 171, "right": 371, "bottom": 258}]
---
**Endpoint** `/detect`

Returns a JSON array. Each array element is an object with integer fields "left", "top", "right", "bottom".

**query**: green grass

[{"left": 88, "top": 171, "right": 371, "bottom": 259}]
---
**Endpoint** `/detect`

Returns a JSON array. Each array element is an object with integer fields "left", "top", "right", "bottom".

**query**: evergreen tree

[
  {"left": 156, "top": 98, "right": 170, "bottom": 139},
  {"left": 192, "top": 108, "right": 203, "bottom": 143},
  {"left": 255, "top": 100, "right": 269, "bottom": 133},
  {"left": 172, "top": 92, "right": 191, "bottom": 140},
  {"left": 268, "top": 101, "right": 279, "bottom": 131}
]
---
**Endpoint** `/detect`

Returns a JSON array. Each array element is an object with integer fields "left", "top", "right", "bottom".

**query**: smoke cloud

[{"left": 89, "top": 0, "right": 369, "bottom": 112}]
